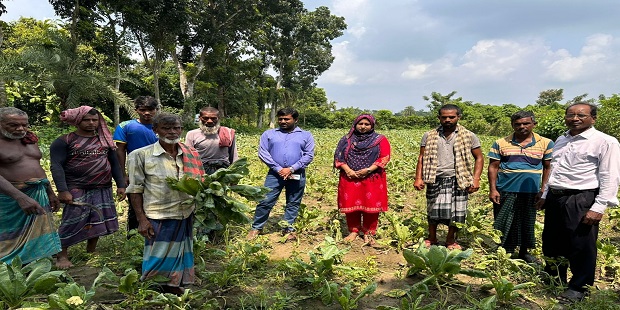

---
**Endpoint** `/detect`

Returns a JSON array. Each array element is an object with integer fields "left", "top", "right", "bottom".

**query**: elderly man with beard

[
  {"left": 185, "top": 107, "right": 238, "bottom": 174},
  {"left": 0, "top": 107, "right": 62, "bottom": 264},
  {"left": 126, "top": 113, "right": 204, "bottom": 295}
]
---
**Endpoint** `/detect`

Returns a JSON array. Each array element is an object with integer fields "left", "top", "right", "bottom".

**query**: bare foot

[
  {"left": 363, "top": 234, "right": 376, "bottom": 246},
  {"left": 56, "top": 256, "right": 73, "bottom": 269},
  {"left": 343, "top": 232, "right": 358, "bottom": 243}
]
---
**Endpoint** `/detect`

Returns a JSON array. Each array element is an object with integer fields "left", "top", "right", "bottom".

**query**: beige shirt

[{"left": 126, "top": 142, "right": 195, "bottom": 220}]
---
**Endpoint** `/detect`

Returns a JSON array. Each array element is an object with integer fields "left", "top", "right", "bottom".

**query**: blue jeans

[{"left": 251, "top": 170, "right": 306, "bottom": 231}]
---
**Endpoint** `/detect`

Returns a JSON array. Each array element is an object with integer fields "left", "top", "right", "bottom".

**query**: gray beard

[
  {"left": 200, "top": 123, "right": 220, "bottom": 135},
  {"left": 161, "top": 137, "right": 180, "bottom": 144},
  {"left": 1, "top": 128, "right": 27, "bottom": 140}
]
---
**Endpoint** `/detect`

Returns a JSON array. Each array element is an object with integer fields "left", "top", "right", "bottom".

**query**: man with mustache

[
  {"left": 414, "top": 104, "right": 484, "bottom": 250},
  {"left": 247, "top": 107, "right": 315, "bottom": 242},
  {"left": 0, "top": 107, "right": 62, "bottom": 264},
  {"left": 185, "top": 107, "right": 238, "bottom": 174},
  {"left": 126, "top": 113, "right": 204, "bottom": 295},
  {"left": 488, "top": 110, "right": 553, "bottom": 262},
  {"left": 536, "top": 102, "right": 620, "bottom": 303}
]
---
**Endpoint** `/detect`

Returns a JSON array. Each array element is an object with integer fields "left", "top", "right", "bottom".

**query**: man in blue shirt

[
  {"left": 113, "top": 96, "right": 159, "bottom": 233},
  {"left": 247, "top": 108, "right": 315, "bottom": 241}
]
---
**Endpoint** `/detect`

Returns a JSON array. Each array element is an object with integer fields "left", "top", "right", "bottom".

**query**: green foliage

[
  {"left": 47, "top": 267, "right": 116, "bottom": 310},
  {"left": 167, "top": 158, "right": 271, "bottom": 232},
  {"left": 479, "top": 276, "right": 535, "bottom": 305},
  {"left": 336, "top": 282, "right": 377, "bottom": 310},
  {"left": 0, "top": 257, "right": 65, "bottom": 309},
  {"left": 403, "top": 242, "right": 483, "bottom": 288}
]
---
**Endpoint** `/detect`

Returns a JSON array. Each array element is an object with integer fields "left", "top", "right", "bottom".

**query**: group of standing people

[{"left": 0, "top": 101, "right": 618, "bottom": 302}]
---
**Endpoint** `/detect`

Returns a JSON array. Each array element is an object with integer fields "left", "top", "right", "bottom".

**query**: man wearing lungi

[
  {"left": 0, "top": 107, "right": 62, "bottom": 264},
  {"left": 126, "top": 113, "right": 204, "bottom": 295},
  {"left": 535, "top": 102, "right": 620, "bottom": 303},
  {"left": 50, "top": 106, "right": 126, "bottom": 268},
  {"left": 414, "top": 104, "right": 484, "bottom": 250},
  {"left": 488, "top": 111, "right": 553, "bottom": 262}
]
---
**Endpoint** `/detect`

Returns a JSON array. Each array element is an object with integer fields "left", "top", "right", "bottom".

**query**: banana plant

[
  {"left": 0, "top": 257, "right": 65, "bottom": 309},
  {"left": 167, "top": 158, "right": 271, "bottom": 232}
]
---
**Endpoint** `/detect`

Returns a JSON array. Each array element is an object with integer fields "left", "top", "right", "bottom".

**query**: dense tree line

[
  {"left": 1, "top": 1, "right": 619, "bottom": 140},
  {"left": 0, "top": 0, "right": 346, "bottom": 127}
]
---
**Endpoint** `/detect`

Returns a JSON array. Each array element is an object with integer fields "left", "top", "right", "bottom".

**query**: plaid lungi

[
  {"left": 493, "top": 192, "right": 537, "bottom": 252},
  {"left": 426, "top": 177, "right": 468, "bottom": 225}
]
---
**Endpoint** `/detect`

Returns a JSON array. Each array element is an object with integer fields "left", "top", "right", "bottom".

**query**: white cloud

[
  {"left": 318, "top": 41, "right": 358, "bottom": 85},
  {"left": 545, "top": 34, "right": 615, "bottom": 82},
  {"left": 401, "top": 64, "right": 429, "bottom": 79}
]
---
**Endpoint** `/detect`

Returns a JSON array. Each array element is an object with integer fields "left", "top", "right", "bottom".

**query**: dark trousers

[
  {"left": 127, "top": 194, "right": 139, "bottom": 234},
  {"left": 542, "top": 190, "right": 599, "bottom": 292}
]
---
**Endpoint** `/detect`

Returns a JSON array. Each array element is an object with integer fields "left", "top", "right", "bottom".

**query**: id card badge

[{"left": 290, "top": 174, "right": 301, "bottom": 180}]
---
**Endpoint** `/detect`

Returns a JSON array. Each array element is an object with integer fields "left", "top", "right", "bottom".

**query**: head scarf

[
  {"left": 334, "top": 114, "right": 383, "bottom": 171},
  {"left": 60, "top": 106, "right": 116, "bottom": 149}
]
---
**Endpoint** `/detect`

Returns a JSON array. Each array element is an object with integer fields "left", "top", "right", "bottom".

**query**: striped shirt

[{"left": 488, "top": 132, "right": 554, "bottom": 193}]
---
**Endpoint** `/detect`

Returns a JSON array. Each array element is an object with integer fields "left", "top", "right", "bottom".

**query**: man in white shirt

[{"left": 536, "top": 102, "right": 620, "bottom": 303}]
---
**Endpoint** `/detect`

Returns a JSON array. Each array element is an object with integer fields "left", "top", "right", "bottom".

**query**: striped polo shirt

[{"left": 488, "top": 132, "right": 554, "bottom": 193}]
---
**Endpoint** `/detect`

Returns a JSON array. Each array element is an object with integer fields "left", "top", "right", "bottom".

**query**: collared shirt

[
  {"left": 126, "top": 142, "right": 195, "bottom": 220},
  {"left": 258, "top": 127, "right": 315, "bottom": 172},
  {"left": 542, "top": 127, "right": 620, "bottom": 213},
  {"left": 421, "top": 127, "right": 481, "bottom": 178},
  {"left": 488, "top": 132, "right": 554, "bottom": 193}
]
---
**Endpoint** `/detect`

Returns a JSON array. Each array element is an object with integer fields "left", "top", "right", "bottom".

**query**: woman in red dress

[{"left": 334, "top": 114, "right": 391, "bottom": 245}]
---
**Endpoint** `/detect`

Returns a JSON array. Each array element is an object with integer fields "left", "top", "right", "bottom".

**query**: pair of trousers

[
  {"left": 251, "top": 171, "right": 306, "bottom": 230},
  {"left": 345, "top": 211, "right": 379, "bottom": 235},
  {"left": 542, "top": 190, "right": 598, "bottom": 292}
]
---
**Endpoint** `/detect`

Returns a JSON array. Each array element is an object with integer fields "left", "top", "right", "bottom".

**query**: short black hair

[
  {"left": 438, "top": 104, "right": 462, "bottom": 116},
  {"left": 277, "top": 107, "right": 299, "bottom": 120},
  {"left": 566, "top": 101, "right": 598, "bottom": 118},
  {"left": 510, "top": 110, "right": 536, "bottom": 124},
  {"left": 134, "top": 96, "right": 159, "bottom": 110},
  {"left": 87, "top": 108, "right": 99, "bottom": 115}
]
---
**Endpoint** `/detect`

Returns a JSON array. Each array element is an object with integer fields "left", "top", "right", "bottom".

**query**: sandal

[
  {"left": 446, "top": 242, "right": 462, "bottom": 250},
  {"left": 343, "top": 232, "right": 358, "bottom": 243},
  {"left": 557, "top": 289, "right": 584, "bottom": 304}
]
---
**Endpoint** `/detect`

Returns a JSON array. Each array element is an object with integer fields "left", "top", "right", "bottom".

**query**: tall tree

[
  {"left": 113, "top": 0, "right": 189, "bottom": 105},
  {"left": 535, "top": 89, "right": 564, "bottom": 106},
  {"left": 256, "top": 1, "right": 346, "bottom": 126}
]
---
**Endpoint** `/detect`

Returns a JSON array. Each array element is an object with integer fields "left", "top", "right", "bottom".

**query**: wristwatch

[
  {"left": 289, "top": 167, "right": 295, "bottom": 173},
  {"left": 366, "top": 168, "right": 372, "bottom": 174}
]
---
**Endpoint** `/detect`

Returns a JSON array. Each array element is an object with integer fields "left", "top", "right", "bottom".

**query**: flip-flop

[
  {"left": 363, "top": 234, "right": 376, "bottom": 246},
  {"left": 557, "top": 289, "right": 584, "bottom": 304}
]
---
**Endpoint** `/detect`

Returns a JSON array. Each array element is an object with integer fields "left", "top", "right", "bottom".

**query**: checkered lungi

[
  {"left": 426, "top": 177, "right": 468, "bottom": 225},
  {"left": 493, "top": 192, "right": 537, "bottom": 253}
]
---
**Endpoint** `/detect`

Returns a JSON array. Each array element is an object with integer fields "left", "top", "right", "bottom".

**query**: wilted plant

[{"left": 0, "top": 257, "right": 65, "bottom": 309}]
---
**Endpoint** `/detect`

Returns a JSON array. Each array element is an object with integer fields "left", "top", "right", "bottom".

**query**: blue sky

[{"left": 4, "top": 0, "right": 620, "bottom": 112}]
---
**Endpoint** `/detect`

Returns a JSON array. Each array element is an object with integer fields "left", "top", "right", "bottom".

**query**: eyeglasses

[{"left": 564, "top": 114, "right": 591, "bottom": 120}]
